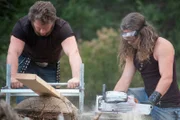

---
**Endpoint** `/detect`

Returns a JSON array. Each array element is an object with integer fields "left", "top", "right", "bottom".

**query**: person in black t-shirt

[
  {"left": 113, "top": 12, "right": 180, "bottom": 120},
  {"left": 7, "top": 1, "right": 82, "bottom": 92}
]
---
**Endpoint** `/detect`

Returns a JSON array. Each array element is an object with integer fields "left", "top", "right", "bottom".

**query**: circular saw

[{"left": 95, "top": 84, "right": 153, "bottom": 115}]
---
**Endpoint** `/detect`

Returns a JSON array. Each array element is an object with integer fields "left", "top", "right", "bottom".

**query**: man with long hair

[
  {"left": 114, "top": 12, "right": 180, "bottom": 119},
  {"left": 7, "top": 1, "right": 82, "bottom": 103}
]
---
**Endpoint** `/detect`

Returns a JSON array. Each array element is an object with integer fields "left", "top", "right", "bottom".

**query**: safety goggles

[{"left": 121, "top": 31, "right": 138, "bottom": 41}]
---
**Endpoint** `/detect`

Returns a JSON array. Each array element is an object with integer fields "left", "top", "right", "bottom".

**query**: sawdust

[
  {"left": 121, "top": 112, "right": 152, "bottom": 120},
  {"left": 79, "top": 111, "right": 152, "bottom": 120}
]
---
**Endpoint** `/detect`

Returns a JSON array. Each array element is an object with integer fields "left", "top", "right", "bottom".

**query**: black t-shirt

[{"left": 11, "top": 16, "right": 74, "bottom": 63}]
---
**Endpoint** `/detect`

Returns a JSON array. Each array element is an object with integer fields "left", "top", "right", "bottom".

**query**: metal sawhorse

[{"left": 1, "top": 63, "right": 85, "bottom": 113}]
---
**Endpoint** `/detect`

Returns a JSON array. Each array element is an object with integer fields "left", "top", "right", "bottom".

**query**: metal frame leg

[
  {"left": 6, "top": 64, "right": 11, "bottom": 104},
  {"left": 79, "top": 63, "right": 85, "bottom": 113}
]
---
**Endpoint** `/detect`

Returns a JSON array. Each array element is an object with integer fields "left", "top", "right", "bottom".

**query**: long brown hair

[{"left": 119, "top": 12, "right": 159, "bottom": 65}]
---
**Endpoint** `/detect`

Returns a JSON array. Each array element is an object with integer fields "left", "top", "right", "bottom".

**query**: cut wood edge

[{"left": 16, "top": 73, "right": 36, "bottom": 80}]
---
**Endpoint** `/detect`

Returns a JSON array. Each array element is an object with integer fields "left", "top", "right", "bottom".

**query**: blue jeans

[
  {"left": 128, "top": 87, "right": 180, "bottom": 120},
  {"left": 16, "top": 55, "right": 58, "bottom": 103}
]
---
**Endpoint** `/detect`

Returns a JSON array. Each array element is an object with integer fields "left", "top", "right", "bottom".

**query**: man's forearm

[
  {"left": 69, "top": 51, "right": 82, "bottom": 79},
  {"left": 7, "top": 53, "right": 18, "bottom": 79},
  {"left": 114, "top": 80, "right": 130, "bottom": 92},
  {"left": 155, "top": 77, "right": 172, "bottom": 96}
]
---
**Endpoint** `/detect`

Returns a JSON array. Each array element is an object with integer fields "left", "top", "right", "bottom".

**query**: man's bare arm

[
  {"left": 114, "top": 57, "right": 136, "bottom": 92},
  {"left": 154, "top": 37, "right": 174, "bottom": 96},
  {"left": 61, "top": 36, "right": 82, "bottom": 88},
  {"left": 7, "top": 35, "right": 25, "bottom": 88}
]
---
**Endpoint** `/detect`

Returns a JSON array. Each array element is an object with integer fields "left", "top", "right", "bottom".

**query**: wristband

[{"left": 148, "top": 91, "right": 162, "bottom": 106}]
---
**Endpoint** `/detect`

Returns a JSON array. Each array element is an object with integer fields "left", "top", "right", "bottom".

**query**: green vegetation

[{"left": 0, "top": 0, "right": 180, "bottom": 105}]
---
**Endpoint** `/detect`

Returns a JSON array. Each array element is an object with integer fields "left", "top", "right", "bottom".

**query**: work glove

[{"left": 141, "top": 91, "right": 162, "bottom": 106}]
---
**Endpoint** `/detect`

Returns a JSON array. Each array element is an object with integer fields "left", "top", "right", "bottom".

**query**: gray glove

[{"left": 141, "top": 91, "right": 162, "bottom": 106}]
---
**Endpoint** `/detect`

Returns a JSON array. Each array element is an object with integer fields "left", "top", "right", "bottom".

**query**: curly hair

[
  {"left": 28, "top": 1, "right": 57, "bottom": 24},
  {"left": 119, "top": 12, "right": 159, "bottom": 65}
]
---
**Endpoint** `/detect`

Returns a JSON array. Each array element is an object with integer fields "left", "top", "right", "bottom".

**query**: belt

[
  {"left": 35, "top": 62, "right": 57, "bottom": 68},
  {"left": 35, "top": 62, "right": 49, "bottom": 67}
]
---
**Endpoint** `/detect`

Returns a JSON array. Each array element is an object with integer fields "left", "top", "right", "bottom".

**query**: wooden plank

[
  {"left": 16, "top": 73, "right": 65, "bottom": 100},
  {"left": 16, "top": 73, "right": 78, "bottom": 113}
]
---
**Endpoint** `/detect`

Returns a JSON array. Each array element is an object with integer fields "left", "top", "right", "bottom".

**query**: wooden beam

[
  {"left": 16, "top": 73, "right": 64, "bottom": 100},
  {"left": 16, "top": 73, "right": 78, "bottom": 114}
]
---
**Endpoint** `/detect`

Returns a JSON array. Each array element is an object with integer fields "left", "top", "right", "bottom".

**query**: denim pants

[
  {"left": 16, "top": 55, "right": 58, "bottom": 103},
  {"left": 128, "top": 87, "right": 180, "bottom": 120}
]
